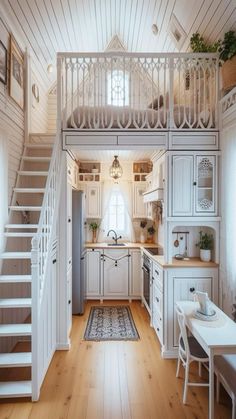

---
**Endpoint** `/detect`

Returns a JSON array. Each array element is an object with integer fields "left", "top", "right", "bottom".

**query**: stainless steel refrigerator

[{"left": 72, "top": 190, "right": 86, "bottom": 315}]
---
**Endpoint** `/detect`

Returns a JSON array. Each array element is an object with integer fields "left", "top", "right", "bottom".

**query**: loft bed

[{"left": 57, "top": 52, "right": 219, "bottom": 149}]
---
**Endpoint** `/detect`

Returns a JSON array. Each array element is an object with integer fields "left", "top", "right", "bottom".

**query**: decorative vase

[
  {"left": 92, "top": 229, "right": 97, "bottom": 243},
  {"left": 221, "top": 56, "right": 236, "bottom": 91},
  {"left": 140, "top": 231, "right": 146, "bottom": 244},
  {"left": 200, "top": 249, "right": 211, "bottom": 262}
]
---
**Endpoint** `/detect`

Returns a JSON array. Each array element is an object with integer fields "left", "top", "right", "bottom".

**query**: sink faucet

[{"left": 107, "top": 229, "right": 122, "bottom": 245}]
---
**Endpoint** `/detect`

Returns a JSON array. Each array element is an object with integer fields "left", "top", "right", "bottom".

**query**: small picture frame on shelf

[
  {"left": 9, "top": 35, "right": 24, "bottom": 109},
  {"left": 0, "top": 41, "right": 7, "bottom": 85}
]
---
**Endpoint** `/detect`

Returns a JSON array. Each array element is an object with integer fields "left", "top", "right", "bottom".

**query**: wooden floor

[{"left": 0, "top": 300, "right": 231, "bottom": 419}]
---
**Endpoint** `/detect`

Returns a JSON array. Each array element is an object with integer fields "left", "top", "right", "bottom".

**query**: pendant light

[{"left": 109, "top": 155, "right": 123, "bottom": 180}]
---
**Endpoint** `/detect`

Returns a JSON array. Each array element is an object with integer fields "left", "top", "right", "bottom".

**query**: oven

[{"left": 142, "top": 253, "right": 152, "bottom": 314}]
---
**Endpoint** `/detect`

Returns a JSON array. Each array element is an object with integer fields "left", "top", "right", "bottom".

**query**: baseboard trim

[{"left": 56, "top": 341, "right": 71, "bottom": 350}]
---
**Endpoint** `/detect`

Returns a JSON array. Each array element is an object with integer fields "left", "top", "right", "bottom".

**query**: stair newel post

[{"left": 31, "top": 234, "right": 40, "bottom": 401}]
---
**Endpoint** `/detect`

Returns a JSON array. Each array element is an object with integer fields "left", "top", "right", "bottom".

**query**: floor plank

[{"left": 0, "top": 300, "right": 232, "bottom": 419}]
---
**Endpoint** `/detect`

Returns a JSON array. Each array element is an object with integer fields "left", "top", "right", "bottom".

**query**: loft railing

[
  {"left": 57, "top": 52, "right": 219, "bottom": 131},
  {"left": 31, "top": 131, "right": 62, "bottom": 401}
]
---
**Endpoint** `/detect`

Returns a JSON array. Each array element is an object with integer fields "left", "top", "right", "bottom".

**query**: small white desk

[{"left": 176, "top": 300, "right": 236, "bottom": 419}]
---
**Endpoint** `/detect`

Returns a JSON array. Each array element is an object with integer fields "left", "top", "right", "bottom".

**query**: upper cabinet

[
  {"left": 169, "top": 152, "right": 218, "bottom": 217},
  {"left": 133, "top": 182, "right": 147, "bottom": 218},
  {"left": 85, "top": 184, "right": 101, "bottom": 219}
]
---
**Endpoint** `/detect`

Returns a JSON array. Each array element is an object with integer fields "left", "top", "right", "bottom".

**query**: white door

[
  {"left": 129, "top": 250, "right": 142, "bottom": 297},
  {"left": 86, "top": 250, "right": 101, "bottom": 297},
  {"left": 173, "top": 276, "right": 212, "bottom": 346},
  {"left": 67, "top": 265, "right": 72, "bottom": 335},
  {"left": 172, "top": 155, "right": 194, "bottom": 216},
  {"left": 67, "top": 182, "right": 72, "bottom": 270},
  {"left": 103, "top": 249, "right": 129, "bottom": 297},
  {"left": 133, "top": 182, "right": 147, "bottom": 218},
  {"left": 86, "top": 184, "right": 101, "bottom": 218}
]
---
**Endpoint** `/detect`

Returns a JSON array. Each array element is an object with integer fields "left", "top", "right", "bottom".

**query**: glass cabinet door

[{"left": 195, "top": 155, "right": 216, "bottom": 214}]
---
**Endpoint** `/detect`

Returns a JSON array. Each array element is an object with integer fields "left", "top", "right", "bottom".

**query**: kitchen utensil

[{"left": 174, "top": 233, "right": 179, "bottom": 247}]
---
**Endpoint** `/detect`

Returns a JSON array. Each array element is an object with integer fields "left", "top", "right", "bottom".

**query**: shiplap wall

[
  {"left": 31, "top": 68, "right": 48, "bottom": 133},
  {"left": 47, "top": 87, "right": 57, "bottom": 134},
  {"left": 0, "top": 17, "right": 24, "bottom": 205}
]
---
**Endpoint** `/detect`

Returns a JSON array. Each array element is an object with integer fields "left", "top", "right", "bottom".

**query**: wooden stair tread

[
  {"left": 0, "top": 381, "right": 32, "bottom": 398},
  {"left": 13, "top": 188, "right": 45, "bottom": 193},
  {"left": 1, "top": 252, "right": 31, "bottom": 259},
  {"left": 18, "top": 171, "right": 48, "bottom": 176},
  {"left": 9, "top": 206, "right": 42, "bottom": 211},
  {"left": 4, "top": 232, "right": 35, "bottom": 237},
  {"left": 5, "top": 224, "right": 38, "bottom": 229},
  {"left": 0, "top": 352, "right": 32, "bottom": 367},
  {"left": 0, "top": 298, "right": 31, "bottom": 308},
  {"left": 0, "top": 275, "right": 31, "bottom": 283},
  {"left": 22, "top": 156, "right": 51, "bottom": 161},
  {"left": 0, "top": 324, "right": 31, "bottom": 337}
]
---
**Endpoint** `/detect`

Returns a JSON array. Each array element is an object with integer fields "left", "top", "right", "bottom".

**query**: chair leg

[
  {"left": 216, "top": 373, "right": 220, "bottom": 403},
  {"left": 176, "top": 356, "right": 181, "bottom": 378},
  {"left": 183, "top": 362, "right": 189, "bottom": 404},
  {"left": 198, "top": 361, "right": 202, "bottom": 377},
  {"left": 232, "top": 395, "right": 236, "bottom": 419}
]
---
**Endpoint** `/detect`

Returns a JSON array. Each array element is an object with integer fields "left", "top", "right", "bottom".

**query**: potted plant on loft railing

[
  {"left": 190, "top": 31, "right": 236, "bottom": 92},
  {"left": 89, "top": 222, "right": 99, "bottom": 243},
  {"left": 218, "top": 30, "right": 236, "bottom": 92},
  {"left": 196, "top": 231, "right": 214, "bottom": 262}
]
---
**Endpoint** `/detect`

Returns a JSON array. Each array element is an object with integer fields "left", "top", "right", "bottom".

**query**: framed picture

[
  {"left": 9, "top": 36, "right": 24, "bottom": 109},
  {"left": 0, "top": 41, "right": 7, "bottom": 85}
]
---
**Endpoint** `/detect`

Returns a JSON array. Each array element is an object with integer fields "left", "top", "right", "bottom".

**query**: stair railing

[{"left": 31, "top": 129, "right": 62, "bottom": 400}]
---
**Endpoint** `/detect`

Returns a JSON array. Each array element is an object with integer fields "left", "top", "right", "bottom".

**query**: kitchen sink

[{"left": 107, "top": 243, "right": 126, "bottom": 246}]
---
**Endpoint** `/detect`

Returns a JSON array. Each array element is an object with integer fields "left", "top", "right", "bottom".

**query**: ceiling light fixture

[
  {"left": 152, "top": 24, "right": 159, "bottom": 35},
  {"left": 109, "top": 155, "right": 123, "bottom": 180}
]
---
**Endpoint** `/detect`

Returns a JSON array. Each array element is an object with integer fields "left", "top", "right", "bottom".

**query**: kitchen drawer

[
  {"left": 152, "top": 262, "right": 163, "bottom": 291},
  {"left": 153, "top": 284, "right": 163, "bottom": 317},
  {"left": 153, "top": 311, "right": 163, "bottom": 345}
]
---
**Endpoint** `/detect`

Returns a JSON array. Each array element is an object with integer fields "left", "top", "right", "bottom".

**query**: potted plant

[
  {"left": 140, "top": 220, "right": 147, "bottom": 243},
  {"left": 190, "top": 33, "right": 220, "bottom": 53},
  {"left": 147, "top": 225, "right": 156, "bottom": 244},
  {"left": 196, "top": 231, "right": 213, "bottom": 262},
  {"left": 89, "top": 222, "right": 99, "bottom": 243},
  {"left": 218, "top": 30, "right": 236, "bottom": 91}
]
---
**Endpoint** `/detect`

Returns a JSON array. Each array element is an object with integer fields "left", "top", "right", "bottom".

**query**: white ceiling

[
  {"left": 74, "top": 149, "right": 155, "bottom": 162},
  {"left": 2, "top": 0, "right": 236, "bottom": 87}
]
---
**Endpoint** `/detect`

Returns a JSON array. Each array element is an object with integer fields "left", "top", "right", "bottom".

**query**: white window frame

[{"left": 107, "top": 70, "right": 129, "bottom": 106}]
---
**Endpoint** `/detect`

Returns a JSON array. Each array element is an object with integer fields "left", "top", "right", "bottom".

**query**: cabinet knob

[
  {"left": 68, "top": 169, "right": 71, "bottom": 175},
  {"left": 68, "top": 300, "right": 71, "bottom": 304},
  {"left": 155, "top": 270, "right": 159, "bottom": 276},
  {"left": 189, "top": 287, "right": 195, "bottom": 293},
  {"left": 68, "top": 218, "right": 71, "bottom": 223},
  {"left": 156, "top": 327, "right": 160, "bottom": 332},
  {"left": 193, "top": 181, "right": 197, "bottom": 186},
  {"left": 156, "top": 297, "right": 159, "bottom": 303},
  {"left": 52, "top": 259, "right": 57, "bottom": 264}
]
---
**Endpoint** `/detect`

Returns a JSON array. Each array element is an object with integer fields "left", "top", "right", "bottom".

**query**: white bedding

[{"left": 67, "top": 105, "right": 214, "bottom": 129}]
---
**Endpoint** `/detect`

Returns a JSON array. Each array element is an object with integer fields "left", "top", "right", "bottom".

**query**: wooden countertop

[
  {"left": 85, "top": 242, "right": 159, "bottom": 249},
  {"left": 148, "top": 255, "right": 219, "bottom": 268}
]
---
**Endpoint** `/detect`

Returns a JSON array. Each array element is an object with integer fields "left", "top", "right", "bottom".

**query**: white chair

[
  {"left": 175, "top": 305, "right": 209, "bottom": 404},
  {"left": 215, "top": 354, "right": 236, "bottom": 419}
]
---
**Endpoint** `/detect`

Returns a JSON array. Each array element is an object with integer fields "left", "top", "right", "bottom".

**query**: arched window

[{"left": 107, "top": 70, "right": 129, "bottom": 106}]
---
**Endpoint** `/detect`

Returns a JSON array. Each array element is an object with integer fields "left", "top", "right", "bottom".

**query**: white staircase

[{"left": 0, "top": 134, "right": 56, "bottom": 399}]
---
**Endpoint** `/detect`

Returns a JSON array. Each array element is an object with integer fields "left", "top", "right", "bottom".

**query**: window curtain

[
  {"left": 221, "top": 124, "right": 236, "bottom": 318},
  {"left": 97, "top": 180, "right": 135, "bottom": 242},
  {"left": 97, "top": 180, "right": 114, "bottom": 242},
  {"left": 0, "top": 131, "right": 8, "bottom": 256}
]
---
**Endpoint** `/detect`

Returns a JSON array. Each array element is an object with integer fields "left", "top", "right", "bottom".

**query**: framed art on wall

[
  {"left": 0, "top": 41, "right": 7, "bottom": 85},
  {"left": 9, "top": 36, "right": 24, "bottom": 109}
]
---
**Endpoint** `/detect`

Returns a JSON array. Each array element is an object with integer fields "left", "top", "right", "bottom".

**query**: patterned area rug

[{"left": 84, "top": 306, "right": 140, "bottom": 341}]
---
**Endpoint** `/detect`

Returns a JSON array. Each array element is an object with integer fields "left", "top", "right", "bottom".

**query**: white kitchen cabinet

[
  {"left": 85, "top": 184, "right": 101, "bottom": 219},
  {"left": 86, "top": 249, "right": 102, "bottom": 298},
  {"left": 103, "top": 249, "right": 129, "bottom": 297},
  {"left": 165, "top": 267, "right": 218, "bottom": 357},
  {"left": 133, "top": 182, "right": 147, "bottom": 218},
  {"left": 129, "top": 250, "right": 142, "bottom": 298},
  {"left": 169, "top": 152, "right": 218, "bottom": 217},
  {"left": 151, "top": 262, "right": 164, "bottom": 345}
]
